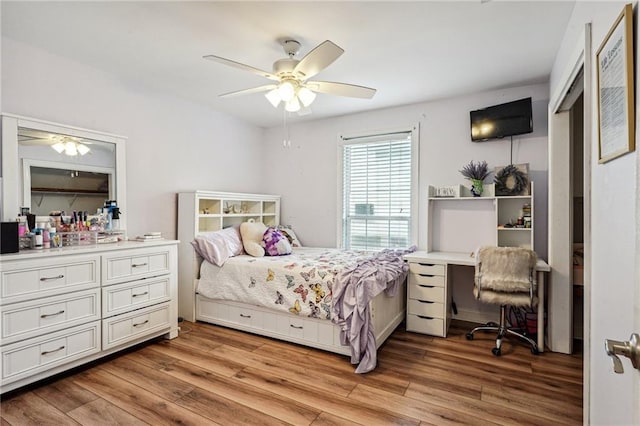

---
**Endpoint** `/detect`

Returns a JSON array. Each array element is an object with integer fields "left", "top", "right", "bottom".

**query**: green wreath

[{"left": 494, "top": 164, "right": 528, "bottom": 195}]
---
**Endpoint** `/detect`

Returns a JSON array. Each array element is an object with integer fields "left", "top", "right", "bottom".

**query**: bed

[{"left": 194, "top": 246, "right": 408, "bottom": 373}]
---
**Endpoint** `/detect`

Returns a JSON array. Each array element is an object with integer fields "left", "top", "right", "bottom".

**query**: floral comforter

[{"left": 197, "top": 247, "right": 373, "bottom": 320}]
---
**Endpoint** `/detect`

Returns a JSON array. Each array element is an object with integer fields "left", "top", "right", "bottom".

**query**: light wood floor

[{"left": 1, "top": 320, "right": 583, "bottom": 425}]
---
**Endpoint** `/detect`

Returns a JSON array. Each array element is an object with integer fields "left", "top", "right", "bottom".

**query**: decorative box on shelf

[{"left": 429, "top": 185, "right": 463, "bottom": 198}]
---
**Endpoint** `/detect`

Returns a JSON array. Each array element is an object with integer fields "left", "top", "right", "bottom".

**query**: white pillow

[
  {"left": 191, "top": 226, "right": 244, "bottom": 266},
  {"left": 240, "top": 220, "right": 268, "bottom": 257}
]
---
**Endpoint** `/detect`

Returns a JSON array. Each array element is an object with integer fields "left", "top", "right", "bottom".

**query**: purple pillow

[{"left": 263, "top": 227, "right": 292, "bottom": 256}]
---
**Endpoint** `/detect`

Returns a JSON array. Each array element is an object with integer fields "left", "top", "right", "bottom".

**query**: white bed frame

[
  {"left": 195, "top": 279, "right": 406, "bottom": 356},
  {"left": 177, "top": 190, "right": 406, "bottom": 355}
]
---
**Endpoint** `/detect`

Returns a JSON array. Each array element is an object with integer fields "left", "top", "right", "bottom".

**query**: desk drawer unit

[{"left": 406, "top": 260, "right": 448, "bottom": 337}]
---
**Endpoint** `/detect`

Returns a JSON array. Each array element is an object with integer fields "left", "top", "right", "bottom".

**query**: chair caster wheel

[
  {"left": 466, "top": 333, "right": 474, "bottom": 340},
  {"left": 531, "top": 347, "right": 539, "bottom": 355},
  {"left": 492, "top": 347, "right": 501, "bottom": 356}
]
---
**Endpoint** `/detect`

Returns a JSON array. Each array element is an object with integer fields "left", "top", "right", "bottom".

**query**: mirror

[{"left": 1, "top": 114, "right": 127, "bottom": 229}]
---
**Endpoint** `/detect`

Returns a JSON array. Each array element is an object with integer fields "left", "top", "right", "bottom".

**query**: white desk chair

[{"left": 466, "top": 246, "right": 539, "bottom": 356}]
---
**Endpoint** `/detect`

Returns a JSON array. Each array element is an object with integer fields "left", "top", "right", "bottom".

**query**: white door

[{"left": 589, "top": 81, "right": 639, "bottom": 425}]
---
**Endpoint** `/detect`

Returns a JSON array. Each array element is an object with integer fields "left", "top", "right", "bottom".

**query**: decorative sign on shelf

[{"left": 433, "top": 185, "right": 462, "bottom": 198}]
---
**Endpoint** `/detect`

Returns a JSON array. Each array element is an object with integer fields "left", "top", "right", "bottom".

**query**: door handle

[{"left": 604, "top": 333, "right": 640, "bottom": 374}]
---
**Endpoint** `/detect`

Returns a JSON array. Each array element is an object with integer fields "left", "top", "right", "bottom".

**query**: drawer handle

[
  {"left": 240, "top": 314, "right": 252, "bottom": 318},
  {"left": 417, "top": 315, "right": 434, "bottom": 320},
  {"left": 418, "top": 285, "right": 435, "bottom": 288},
  {"left": 419, "top": 274, "right": 435, "bottom": 277},
  {"left": 40, "top": 274, "right": 64, "bottom": 281},
  {"left": 418, "top": 300, "right": 434, "bottom": 304},
  {"left": 41, "top": 346, "right": 65, "bottom": 355},
  {"left": 418, "top": 263, "right": 435, "bottom": 267},
  {"left": 132, "top": 263, "right": 148, "bottom": 268},
  {"left": 133, "top": 320, "right": 149, "bottom": 327},
  {"left": 290, "top": 324, "right": 303, "bottom": 330},
  {"left": 132, "top": 292, "right": 149, "bottom": 297},
  {"left": 41, "top": 310, "right": 65, "bottom": 318}
]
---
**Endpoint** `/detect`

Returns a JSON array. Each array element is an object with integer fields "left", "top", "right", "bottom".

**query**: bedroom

[{"left": 0, "top": 1, "right": 638, "bottom": 425}]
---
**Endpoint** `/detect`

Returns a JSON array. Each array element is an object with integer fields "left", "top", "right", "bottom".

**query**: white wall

[
  {"left": 1, "top": 37, "right": 266, "bottom": 239},
  {"left": 549, "top": 1, "right": 638, "bottom": 424},
  {"left": 263, "top": 83, "right": 549, "bottom": 260}
]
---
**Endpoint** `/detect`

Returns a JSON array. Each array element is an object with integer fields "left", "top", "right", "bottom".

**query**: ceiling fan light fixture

[
  {"left": 278, "top": 81, "right": 296, "bottom": 102},
  {"left": 64, "top": 141, "right": 78, "bottom": 156},
  {"left": 285, "top": 97, "right": 301, "bottom": 112},
  {"left": 77, "top": 143, "right": 90, "bottom": 156},
  {"left": 52, "top": 142, "right": 65, "bottom": 153},
  {"left": 265, "top": 89, "right": 281, "bottom": 108},
  {"left": 297, "top": 87, "right": 316, "bottom": 107}
]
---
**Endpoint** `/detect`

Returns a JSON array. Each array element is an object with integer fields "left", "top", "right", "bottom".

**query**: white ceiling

[{"left": 1, "top": 1, "right": 575, "bottom": 128}]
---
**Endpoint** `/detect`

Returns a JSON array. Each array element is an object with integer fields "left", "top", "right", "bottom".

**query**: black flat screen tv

[{"left": 470, "top": 97, "right": 533, "bottom": 141}]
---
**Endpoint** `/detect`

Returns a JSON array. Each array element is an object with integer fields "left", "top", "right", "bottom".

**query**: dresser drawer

[
  {"left": 102, "top": 302, "right": 171, "bottom": 349},
  {"left": 102, "top": 248, "right": 171, "bottom": 285},
  {"left": 406, "top": 314, "right": 445, "bottom": 337},
  {"left": 1, "top": 288, "right": 100, "bottom": 345},
  {"left": 409, "top": 262, "right": 445, "bottom": 276},
  {"left": 407, "top": 299, "right": 444, "bottom": 318},
  {"left": 102, "top": 277, "right": 170, "bottom": 318},
  {"left": 409, "top": 273, "right": 445, "bottom": 287},
  {"left": 408, "top": 284, "right": 444, "bottom": 303},
  {"left": 1, "top": 255, "right": 99, "bottom": 305},
  {"left": 1, "top": 321, "right": 100, "bottom": 385}
]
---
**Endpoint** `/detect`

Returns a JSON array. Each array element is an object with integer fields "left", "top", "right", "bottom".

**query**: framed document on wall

[{"left": 596, "top": 3, "right": 635, "bottom": 164}]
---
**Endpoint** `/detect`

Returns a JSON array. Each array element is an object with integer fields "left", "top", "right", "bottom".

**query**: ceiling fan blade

[
  {"left": 294, "top": 40, "right": 344, "bottom": 81},
  {"left": 219, "top": 84, "right": 277, "bottom": 98},
  {"left": 203, "top": 55, "right": 279, "bottom": 81},
  {"left": 307, "top": 81, "right": 376, "bottom": 99}
]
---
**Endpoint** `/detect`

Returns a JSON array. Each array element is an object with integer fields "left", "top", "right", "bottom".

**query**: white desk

[{"left": 404, "top": 250, "right": 551, "bottom": 352}]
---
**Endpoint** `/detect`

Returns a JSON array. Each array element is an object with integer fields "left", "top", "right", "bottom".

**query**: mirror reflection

[{"left": 18, "top": 127, "right": 116, "bottom": 216}]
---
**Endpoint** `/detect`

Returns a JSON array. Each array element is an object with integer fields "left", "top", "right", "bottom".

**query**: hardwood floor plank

[
  {"left": 98, "top": 356, "right": 195, "bottom": 402},
  {"left": 233, "top": 366, "right": 420, "bottom": 426},
  {"left": 119, "top": 345, "right": 179, "bottom": 370},
  {"left": 66, "top": 398, "right": 148, "bottom": 425},
  {"left": 254, "top": 343, "right": 411, "bottom": 395},
  {"left": 405, "top": 382, "right": 564, "bottom": 426},
  {"left": 349, "top": 383, "right": 500, "bottom": 426},
  {"left": 165, "top": 328, "right": 223, "bottom": 352},
  {"left": 310, "top": 412, "right": 363, "bottom": 426},
  {"left": 72, "top": 368, "right": 217, "bottom": 425},
  {"left": 33, "top": 376, "right": 99, "bottom": 413},
  {"left": 161, "top": 359, "right": 321, "bottom": 425},
  {"left": 211, "top": 344, "right": 357, "bottom": 397},
  {"left": 481, "top": 384, "right": 582, "bottom": 424},
  {"left": 147, "top": 340, "right": 245, "bottom": 377},
  {"left": 176, "top": 388, "right": 289, "bottom": 426},
  {"left": 187, "top": 322, "right": 266, "bottom": 351},
  {"left": 0, "top": 392, "right": 79, "bottom": 425}
]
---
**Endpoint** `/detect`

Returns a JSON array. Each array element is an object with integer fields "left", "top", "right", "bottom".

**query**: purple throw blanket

[{"left": 331, "top": 246, "right": 415, "bottom": 373}]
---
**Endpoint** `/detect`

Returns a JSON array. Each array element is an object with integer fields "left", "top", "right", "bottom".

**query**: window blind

[{"left": 341, "top": 133, "right": 412, "bottom": 251}]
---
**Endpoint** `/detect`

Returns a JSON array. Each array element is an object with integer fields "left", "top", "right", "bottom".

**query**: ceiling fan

[{"left": 203, "top": 39, "right": 376, "bottom": 113}]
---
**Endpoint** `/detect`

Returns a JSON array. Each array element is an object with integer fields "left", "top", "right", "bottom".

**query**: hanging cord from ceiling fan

[{"left": 282, "top": 109, "right": 291, "bottom": 148}]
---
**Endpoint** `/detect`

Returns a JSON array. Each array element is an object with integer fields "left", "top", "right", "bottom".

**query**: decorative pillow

[
  {"left": 276, "top": 225, "right": 303, "bottom": 247},
  {"left": 191, "top": 225, "right": 244, "bottom": 266},
  {"left": 240, "top": 219, "right": 267, "bottom": 257},
  {"left": 263, "top": 227, "right": 292, "bottom": 256}
]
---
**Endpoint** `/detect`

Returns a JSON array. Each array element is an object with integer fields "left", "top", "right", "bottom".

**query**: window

[{"left": 339, "top": 130, "right": 415, "bottom": 251}]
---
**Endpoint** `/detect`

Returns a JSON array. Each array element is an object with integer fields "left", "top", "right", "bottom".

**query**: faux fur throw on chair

[{"left": 473, "top": 246, "right": 537, "bottom": 307}]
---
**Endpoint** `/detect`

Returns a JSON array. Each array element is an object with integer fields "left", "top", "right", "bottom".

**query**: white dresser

[{"left": 0, "top": 240, "right": 179, "bottom": 393}]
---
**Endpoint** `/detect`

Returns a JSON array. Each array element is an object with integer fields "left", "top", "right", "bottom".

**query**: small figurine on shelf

[{"left": 459, "top": 160, "right": 491, "bottom": 197}]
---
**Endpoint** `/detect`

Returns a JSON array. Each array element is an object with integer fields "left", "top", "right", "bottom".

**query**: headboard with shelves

[{"left": 177, "top": 191, "right": 281, "bottom": 321}]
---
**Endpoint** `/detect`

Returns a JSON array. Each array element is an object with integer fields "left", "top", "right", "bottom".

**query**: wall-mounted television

[{"left": 470, "top": 97, "right": 533, "bottom": 141}]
